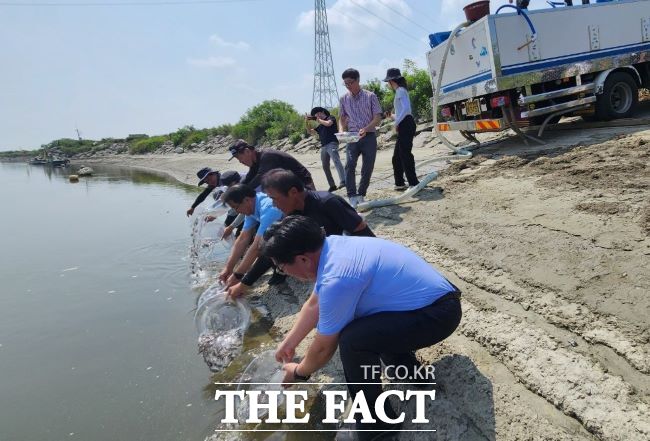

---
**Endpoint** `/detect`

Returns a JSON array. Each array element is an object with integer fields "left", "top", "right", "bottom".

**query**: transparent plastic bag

[
  {"left": 236, "top": 350, "right": 286, "bottom": 421},
  {"left": 190, "top": 205, "right": 234, "bottom": 288},
  {"left": 195, "top": 292, "right": 251, "bottom": 373},
  {"left": 196, "top": 281, "right": 227, "bottom": 309},
  {"left": 195, "top": 292, "right": 251, "bottom": 335}
]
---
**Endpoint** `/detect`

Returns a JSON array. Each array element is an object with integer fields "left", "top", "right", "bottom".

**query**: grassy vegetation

[{"left": 129, "top": 135, "right": 168, "bottom": 154}]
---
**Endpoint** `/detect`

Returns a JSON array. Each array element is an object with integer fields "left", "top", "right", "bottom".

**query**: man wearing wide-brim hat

[
  {"left": 306, "top": 106, "right": 346, "bottom": 193},
  {"left": 186, "top": 167, "right": 221, "bottom": 217}
]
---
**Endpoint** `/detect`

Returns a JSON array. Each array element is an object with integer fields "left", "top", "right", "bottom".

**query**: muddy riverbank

[{"left": 81, "top": 123, "right": 649, "bottom": 440}]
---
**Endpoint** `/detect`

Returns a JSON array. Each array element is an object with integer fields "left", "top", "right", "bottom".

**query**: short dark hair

[
  {"left": 342, "top": 68, "right": 360, "bottom": 81},
  {"left": 261, "top": 168, "right": 305, "bottom": 195},
  {"left": 223, "top": 183, "right": 256, "bottom": 204},
  {"left": 261, "top": 215, "right": 326, "bottom": 264}
]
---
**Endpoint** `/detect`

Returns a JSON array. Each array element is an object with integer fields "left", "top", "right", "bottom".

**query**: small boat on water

[
  {"left": 28, "top": 157, "right": 70, "bottom": 167},
  {"left": 51, "top": 158, "right": 70, "bottom": 167}
]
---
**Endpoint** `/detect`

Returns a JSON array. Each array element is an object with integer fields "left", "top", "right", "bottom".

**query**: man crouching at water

[
  {"left": 263, "top": 216, "right": 462, "bottom": 441},
  {"left": 218, "top": 184, "right": 283, "bottom": 288}
]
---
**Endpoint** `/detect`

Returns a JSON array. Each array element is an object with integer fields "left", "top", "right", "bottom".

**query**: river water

[
  {"left": 0, "top": 162, "right": 231, "bottom": 441},
  {"left": 1, "top": 162, "right": 341, "bottom": 441}
]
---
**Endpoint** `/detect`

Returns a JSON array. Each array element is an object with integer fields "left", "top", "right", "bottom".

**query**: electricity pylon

[{"left": 312, "top": 0, "right": 339, "bottom": 109}]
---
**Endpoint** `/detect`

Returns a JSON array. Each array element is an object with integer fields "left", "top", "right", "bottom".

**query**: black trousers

[
  {"left": 337, "top": 291, "right": 462, "bottom": 437},
  {"left": 392, "top": 115, "right": 419, "bottom": 187}
]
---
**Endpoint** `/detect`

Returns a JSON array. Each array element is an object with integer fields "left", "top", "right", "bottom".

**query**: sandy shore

[{"left": 78, "top": 122, "right": 649, "bottom": 440}]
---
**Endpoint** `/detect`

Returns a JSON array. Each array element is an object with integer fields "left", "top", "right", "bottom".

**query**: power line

[
  {"left": 404, "top": 1, "right": 438, "bottom": 25},
  {"left": 376, "top": 0, "right": 430, "bottom": 33},
  {"left": 334, "top": 8, "right": 415, "bottom": 53},
  {"left": 0, "top": 0, "right": 261, "bottom": 6},
  {"left": 347, "top": 0, "right": 426, "bottom": 45}
]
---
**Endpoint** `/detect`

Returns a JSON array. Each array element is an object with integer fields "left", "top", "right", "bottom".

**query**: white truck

[{"left": 427, "top": 0, "right": 650, "bottom": 139}]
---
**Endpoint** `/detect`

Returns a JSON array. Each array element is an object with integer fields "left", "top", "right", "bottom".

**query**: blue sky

[{"left": 0, "top": 0, "right": 536, "bottom": 151}]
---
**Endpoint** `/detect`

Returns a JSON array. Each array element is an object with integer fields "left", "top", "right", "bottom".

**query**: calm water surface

[{"left": 0, "top": 162, "right": 221, "bottom": 441}]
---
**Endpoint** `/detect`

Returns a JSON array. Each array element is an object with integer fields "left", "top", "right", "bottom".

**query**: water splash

[{"left": 189, "top": 202, "right": 234, "bottom": 290}]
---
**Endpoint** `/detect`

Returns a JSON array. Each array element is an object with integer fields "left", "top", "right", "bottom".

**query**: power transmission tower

[{"left": 312, "top": 0, "right": 339, "bottom": 110}]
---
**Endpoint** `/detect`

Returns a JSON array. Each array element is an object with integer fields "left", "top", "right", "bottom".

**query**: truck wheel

[{"left": 595, "top": 72, "right": 638, "bottom": 121}]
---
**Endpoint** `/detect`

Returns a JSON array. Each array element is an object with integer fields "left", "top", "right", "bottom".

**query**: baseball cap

[
  {"left": 228, "top": 139, "right": 253, "bottom": 161},
  {"left": 219, "top": 170, "right": 241, "bottom": 187}
]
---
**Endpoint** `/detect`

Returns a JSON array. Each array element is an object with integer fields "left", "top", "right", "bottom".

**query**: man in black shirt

[
  {"left": 262, "top": 168, "right": 374, "bottom": 237},
  {"left": 228, "top": 140, "right": 315, "bottom": 191},
  {"left": 306, "top": 107, "right": 346, "bottom": 193}
]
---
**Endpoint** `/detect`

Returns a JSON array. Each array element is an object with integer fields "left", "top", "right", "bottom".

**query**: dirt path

[{"left": 82, "top": 123, "right": 649, "bottom": 440}]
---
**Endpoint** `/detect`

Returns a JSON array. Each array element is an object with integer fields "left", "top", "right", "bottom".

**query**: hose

[
  {"left": 495, "top": 5, "right": 537, "bottom": 38},
  {"left": 357, "top": 22, "right": 473, "bottom": 212}
]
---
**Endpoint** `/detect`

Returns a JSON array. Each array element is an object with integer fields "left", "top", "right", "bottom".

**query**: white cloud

[
  {"left": 209, "top": 34, "right": 250, "bottom": 51},
  {"left": 187, "top": 56, "right": 236, "bottom": 68}
]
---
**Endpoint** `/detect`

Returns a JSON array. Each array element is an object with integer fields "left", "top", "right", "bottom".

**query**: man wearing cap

[
  {"left": 186, "top": 167, "right": 221, "bottom": 217},
  {"left": 339, "top": 68, "right": 383, "bottom": 208},
  {"left": 218, "top": 184, "right": 284, "bottom": 289},
  {"left": 228, "top": 140, "right": 315, "bottom": 191},
  {"left": 306, "top": 107, "right": 346, "bottom": 193},
  {"left": 202, "top": 170, "right": 246, "bottom": 238}
]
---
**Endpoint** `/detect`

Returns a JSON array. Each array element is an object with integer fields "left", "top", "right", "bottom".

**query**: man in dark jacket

[{"left": 228, "top": 139, "right": 315, "bottom": 191}]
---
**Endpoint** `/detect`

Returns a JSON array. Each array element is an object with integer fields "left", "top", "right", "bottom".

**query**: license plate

[{"left": 465, "top": 99, "right": 481, "bottom": 116}]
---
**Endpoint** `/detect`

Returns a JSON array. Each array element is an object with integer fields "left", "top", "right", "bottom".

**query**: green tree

[
  {"left": 232, "top": 100, "right": 304, "bottom": 144},
  {"left": 363, "top": 79, "right": 390, "bottom": 113}
]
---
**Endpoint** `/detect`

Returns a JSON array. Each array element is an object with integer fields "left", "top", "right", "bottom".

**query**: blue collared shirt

[
  {"left": 242, "top": 192, "right": 283, "bottom": 237},
  {"left": 315, "top": 236, "right": 456, "bottom": 335}
]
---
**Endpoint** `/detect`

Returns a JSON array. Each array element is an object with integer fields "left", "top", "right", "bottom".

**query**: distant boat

[
  {"left": 28, "top": 157, "right": 70, "bottom": 167},
  {"left": 51, "top": 158, "right": 70, "bottom": 167}
]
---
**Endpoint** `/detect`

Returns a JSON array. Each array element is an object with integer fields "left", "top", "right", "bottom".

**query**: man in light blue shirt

[
  {"left": 263, "top": 216, "right": 462, "bottom": 440},
  {"left": 218, "top": 184, "right": 283, "bottom": 289}
]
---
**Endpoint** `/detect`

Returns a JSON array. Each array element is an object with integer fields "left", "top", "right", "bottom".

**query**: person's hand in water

[
  {"left": 226, "top": 282, "right": 248, "bottom": 300},
  {"left": 221, "top": 225, "right": 234, "bottom": 240},
  {"left": 275, "top": 339, "right": 296, "bottom": 364}
]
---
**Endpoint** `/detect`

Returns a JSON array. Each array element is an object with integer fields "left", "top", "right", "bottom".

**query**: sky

[{"left": 0, "top": 0, "right": 539, "bottom": 151}]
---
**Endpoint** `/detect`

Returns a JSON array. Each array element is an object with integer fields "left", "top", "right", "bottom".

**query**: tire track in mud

[
  {"left": 459, "top": 303, "right": 650, "bottom": 441},
  {"left": 379, "top": 230, "right": 650, "bottom": 437}
]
